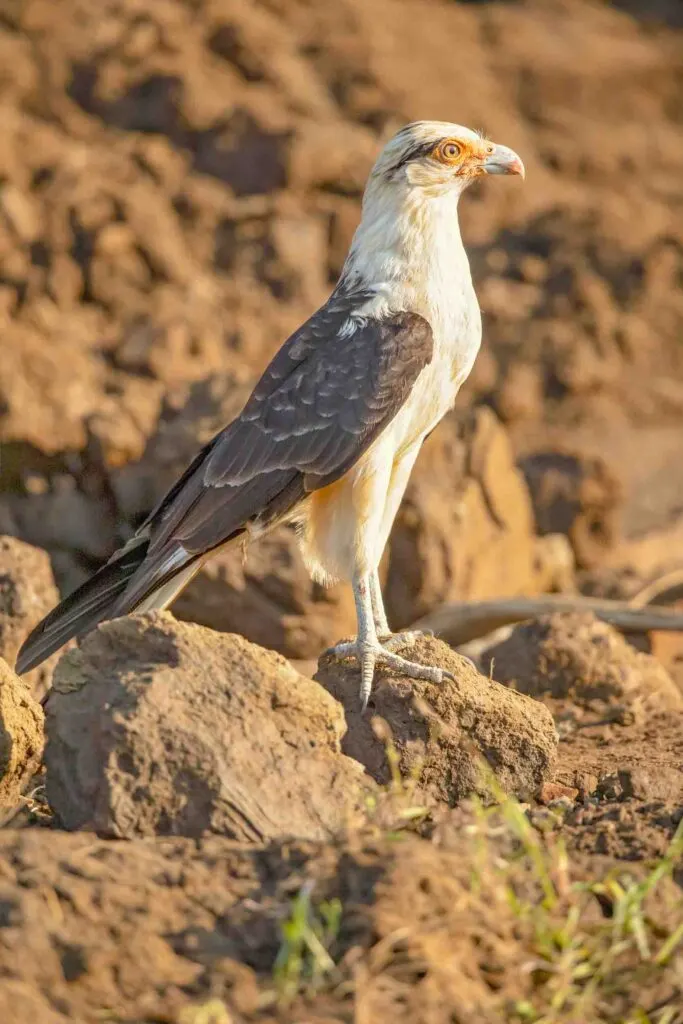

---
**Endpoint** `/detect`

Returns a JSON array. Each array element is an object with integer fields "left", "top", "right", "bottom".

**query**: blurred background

[{"left": 0, "top": 0, "right": 681, "bottom": 675}]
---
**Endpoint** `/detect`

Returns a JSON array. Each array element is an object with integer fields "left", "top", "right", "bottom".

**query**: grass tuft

[{"left": 273, "top": 881, "right": 342, "bottom": 1004}]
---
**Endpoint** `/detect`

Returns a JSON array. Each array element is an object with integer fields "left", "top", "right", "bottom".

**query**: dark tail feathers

[{"left": 15, "top": 536, "right": 149, "bottom": 676}]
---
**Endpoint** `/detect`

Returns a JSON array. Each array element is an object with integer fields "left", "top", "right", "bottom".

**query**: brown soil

[
  {"left": 485, "top": 612, "right": 683, "bottom": 863},
  {"left": 0, "top": 0, "right": 682, "bottom": 1020},
  {"left": 0, "top": 802, "right": 681, "bottom": 1023}
]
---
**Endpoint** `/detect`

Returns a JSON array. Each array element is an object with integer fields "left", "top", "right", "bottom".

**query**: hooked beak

[{"left": 482, "top": 143, "right": 525, "bottom": 179}]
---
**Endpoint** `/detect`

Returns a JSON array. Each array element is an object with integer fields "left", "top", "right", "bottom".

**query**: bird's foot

[
  {"left": 324, "top": 634, "right": 454, "bottom": 712},
  {"left": 326, "top": 628, "right": 433, "bottom": 660}
]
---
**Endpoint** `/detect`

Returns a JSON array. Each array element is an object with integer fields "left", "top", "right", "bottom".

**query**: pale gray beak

[{"left": 483, "top": 143, "right": 525, "bottom": 178}]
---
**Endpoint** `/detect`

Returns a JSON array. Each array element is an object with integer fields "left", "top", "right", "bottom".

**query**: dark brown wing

[{"left": 114, "top": 295, "right": 433, "bottom": 611}]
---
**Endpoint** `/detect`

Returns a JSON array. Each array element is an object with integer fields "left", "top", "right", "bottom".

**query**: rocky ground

[{"left": 1, "top": 0, "right": 682, "bottom": 1021}]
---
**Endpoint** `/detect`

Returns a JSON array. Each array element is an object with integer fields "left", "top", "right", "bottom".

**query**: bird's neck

[{"left": 341, "top": 185, "right": 472, "bottom": 328}]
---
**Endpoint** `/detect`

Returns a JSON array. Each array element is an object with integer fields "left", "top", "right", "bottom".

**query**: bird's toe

[
  {"left": 324, "top": 639, "right": 358, "bottom": 659},
  {"left": 379, "top": 628, "right": 434, "bottom": 652},
  {"left": 373, "top": 649, "right": 451, "bottom": 684}
]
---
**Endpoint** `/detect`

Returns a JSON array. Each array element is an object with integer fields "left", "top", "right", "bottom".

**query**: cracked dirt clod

[
  {"left": 484, "top": 611, "right": 683, "bottom": 712},
  {"left": 0, "top": 535, "right": 64, "bottom": 701},
  {"left": 0, "top": 655, "right": 45, "bottom": 810},
  {"left": 44, "top": 611, "right": 373, "bottom": 840},
  {"left": 316, "top": 634, "right": 558, "bottom": 804}
]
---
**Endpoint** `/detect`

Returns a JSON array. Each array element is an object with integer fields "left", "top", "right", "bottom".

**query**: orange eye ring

[{"left": 434, "top": 139, "right": 462, "bottom": 164}]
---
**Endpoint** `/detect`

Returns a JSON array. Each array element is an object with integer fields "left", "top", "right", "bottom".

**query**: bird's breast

[
  {"left": 430, "top": 281, "right": 481, "bottom": 381},
  {"left": 388, "top": 359, "right": 456, "bottom": 457}
]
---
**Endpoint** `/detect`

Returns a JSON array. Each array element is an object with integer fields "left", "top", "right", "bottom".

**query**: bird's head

[
  {"left": 368, "top": 120, "right": 524, "bottom": 199},
  {"left": 343, "top": 120, "right": 525, "bottom": 290}
]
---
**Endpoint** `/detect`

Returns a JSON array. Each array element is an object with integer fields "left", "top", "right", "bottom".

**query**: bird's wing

[{"left": 143, "top": 294, "right": 434, "bottom": 559}]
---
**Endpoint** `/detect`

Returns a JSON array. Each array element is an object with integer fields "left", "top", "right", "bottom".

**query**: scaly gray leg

[
  {"left": 326, "top": 571, "right": 455, "bottom": 710},
  {"left": 369, "top": 568, "right": 390, "bottom": 635},
  {"left": 369, "top": 567, "right": 434, "bottom": 651}
]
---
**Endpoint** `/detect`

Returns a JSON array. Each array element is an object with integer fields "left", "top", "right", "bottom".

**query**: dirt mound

[
  {"left": 0, "top": 827, "right": 542, "bottom": 1023},
  {"left": 0, "top": 535, "right": 65, "bottom": 700},
  {"left": 45, "top": 612, "right": 371, "bottom": 840},
  {"left": 486, "top": 611, "right": 682, "bottom": 712},
  {"left": 45, "top": 615, "right": 557, "bottom": 838},
  {"left": 0, "top": 657, "right": 44, "bottom": 812},
  {"left": 317, "top": 634, "right": 557, "bottom": 803}
]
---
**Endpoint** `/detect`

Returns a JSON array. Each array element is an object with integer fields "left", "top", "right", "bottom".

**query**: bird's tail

[{"left": 15, "top": 536, "right": 151, "bottom": 675}]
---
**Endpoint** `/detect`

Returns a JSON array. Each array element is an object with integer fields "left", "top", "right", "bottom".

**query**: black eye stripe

[{"left": 389, "top": 140, "right": 438, "bottom": 174}]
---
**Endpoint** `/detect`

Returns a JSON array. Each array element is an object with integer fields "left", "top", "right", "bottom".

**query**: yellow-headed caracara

[{"left": 17, "top": 121, "right": 524, "bottom": 708}]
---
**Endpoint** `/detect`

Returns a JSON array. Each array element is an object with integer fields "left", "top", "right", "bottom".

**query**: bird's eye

[{"left": 435, "top": 140, "right": 462, "bottom": 163}]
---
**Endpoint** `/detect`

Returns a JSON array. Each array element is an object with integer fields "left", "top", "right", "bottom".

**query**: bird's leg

[
  {"left": 369, "top": 567, "right": 433, "bottom": 652},
  {"left": 354, "top": 573, "right": 380, "bottom": 709},
  {"left": 369, "top": 568, "right": 390, "bottom": 635},
  {"left": 326, "top": 571, "right": 455, "bottom": 710}
]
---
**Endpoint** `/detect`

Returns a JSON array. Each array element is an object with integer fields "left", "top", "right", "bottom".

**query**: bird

[{"left": 16, "top": 120, "right": 524, "bottom": 708}]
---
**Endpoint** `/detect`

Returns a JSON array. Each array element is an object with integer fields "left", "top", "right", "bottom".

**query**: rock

[
  {"left": 7, "top": 486, "right": 118, "bottom": 563},
  {"left": 111, "top": 373, "right": 253, "bottom": 523},
  {"left": 532, "top": 533, "right": 576, "bottom": 594},
  {"left": 289, "top": 121, "right": 376, "bottom": 195},
  {"left": 316, "top": 635, "right": 557, "bottom": 804},
  {"left": 537, "top": 781, "right": 579, "bottom": 806},
  {"left": 596, "top": 766, "right": 682, "bottom": 804},
  {"left": 493, "top": 361, "right": 544, "bottom": 424},
  {"left": 0, "top": 656, "right": 45, "bottom": 810},
  {"left": 215, "top": 209, "right": 329, "bottom": 308},
  {"left": 45, "top": 612, "right": 371, "bottom": 840},
  {"left": 0, "top": 983, "right": 64, "bottom": 1024},
  {"left": 519, "top": 450, "right": 622, "bottom": 570},
  {"left": 385, "top": 408, "right": 541, "bottom": 629},
  {"left": 0, "top": 535, "right": 62, "bottom": 700},
  {"left": 485, "top": 611, "right": 683, "bottom": 712},
  {"left": 0, "top": 322, "right": 105, "bottom": 455},
  {"left": 0, "top": 320, "right": 162, "bottom": 465}
]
